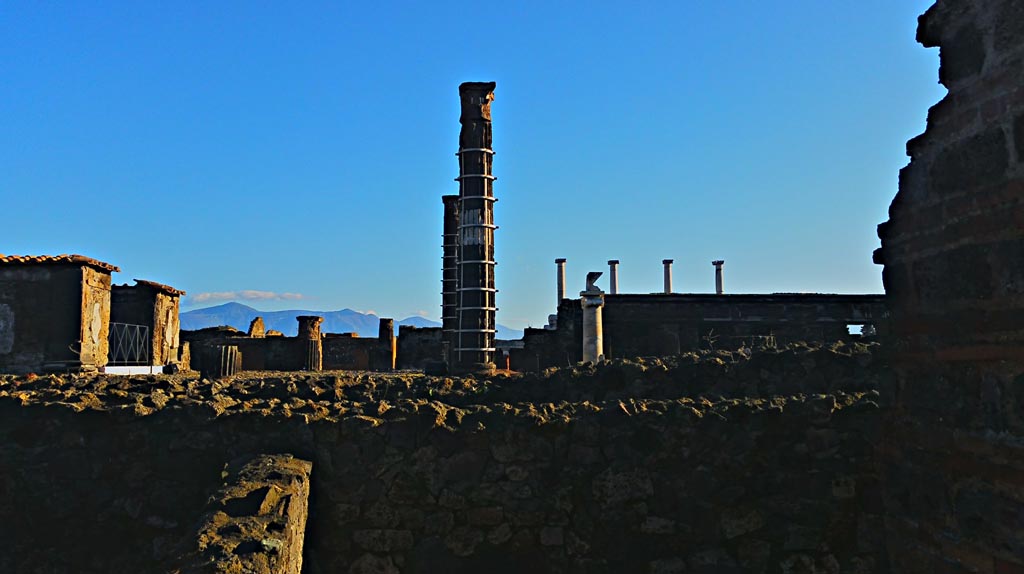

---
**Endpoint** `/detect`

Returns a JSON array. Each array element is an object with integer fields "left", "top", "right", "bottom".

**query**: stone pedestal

[{"left": 581, "top": 289, "right": 605, "bottom": 363}]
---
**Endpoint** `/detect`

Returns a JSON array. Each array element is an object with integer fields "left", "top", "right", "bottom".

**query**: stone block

[{"left": 177, "top": 454, "right": 312, "bottom": 574}]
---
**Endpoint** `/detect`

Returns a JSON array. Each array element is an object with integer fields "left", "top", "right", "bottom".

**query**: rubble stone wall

[{"left": 0, "top": 347, "right": 888, "bottom": 574}]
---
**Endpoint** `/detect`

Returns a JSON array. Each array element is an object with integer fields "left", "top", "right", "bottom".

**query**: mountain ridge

[{"left": 180, "top": 302, "right": 523, "bottom": 339}]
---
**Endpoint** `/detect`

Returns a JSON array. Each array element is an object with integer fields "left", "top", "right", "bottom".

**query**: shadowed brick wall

[{"left": 875, "top": 1, "right": 1024, "bottom": 571}]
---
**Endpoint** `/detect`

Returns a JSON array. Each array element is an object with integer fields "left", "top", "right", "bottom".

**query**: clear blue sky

[{"left": 1, "top": 1, "right": 944, "bottom": 330}]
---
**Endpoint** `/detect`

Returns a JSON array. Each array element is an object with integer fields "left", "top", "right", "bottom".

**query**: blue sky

[{"left": 1, "top": 1, "right": 944, "bottom": 329}]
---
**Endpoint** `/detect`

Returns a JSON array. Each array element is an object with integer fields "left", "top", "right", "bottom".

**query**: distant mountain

[{"left": 180, "top": 302, "right": 523, "bottom": 339}]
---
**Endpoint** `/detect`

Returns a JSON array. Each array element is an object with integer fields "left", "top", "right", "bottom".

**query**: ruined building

[
  {"left": 0, "top": 255, "right": 191, "bottom": 375},
  {"left": 0, "top": 254, "right": 119, "bottom": 373},
  {"left": 110, "top": 279, "right": 187, "bottom": 372},
  {"left": 182, "top": 315, "right": 398, "bottom": 375}
]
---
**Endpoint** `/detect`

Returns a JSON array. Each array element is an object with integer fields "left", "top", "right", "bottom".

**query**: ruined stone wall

[
  {"left": 603, "top": 295, "right": 885, "bottom": 359},
  {"left": 875, "top": 1, "right": 1024, "bottom": 571},
  {"left": 0, "top": 348, "right": 888, "bottom": 573},
  {"left": 515, "top": 299, "right": 583, "bottom": 371},
  {"left": 396, "top": 326, "right": 443, "bottom": 370},
  {"left": 323, "top": 335, "right": 372, "bottom": 370},
  {"left": 323, "top": 335, "right": 395, "bottom": 371},
  {"left": 515, "top": 295, "right": 884, "bottom": 371}
]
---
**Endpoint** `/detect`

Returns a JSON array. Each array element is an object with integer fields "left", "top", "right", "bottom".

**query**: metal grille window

[{"left": 108, "top": 322, "right": 150, "bottom": 365}]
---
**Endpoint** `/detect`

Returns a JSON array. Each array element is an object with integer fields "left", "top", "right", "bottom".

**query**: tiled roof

[
  {"left": 134, "top": 279, "right": 186, "bottom": 297},
  {"left": 0, "top": 254, "right": 120, "bottom": 273}
]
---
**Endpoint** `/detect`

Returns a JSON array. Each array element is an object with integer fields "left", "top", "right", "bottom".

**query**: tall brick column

[
  {"left": 454, "top": 81, "right": 498, "bottom": 374},
  {"left": 296, "top": 316, "right": 323, "bottom": 371},
  {"left": 441, "top": 194, "right": 460, "bottom": 364}
]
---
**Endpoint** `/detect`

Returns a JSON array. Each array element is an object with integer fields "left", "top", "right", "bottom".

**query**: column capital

[{"left": 459, "top": 82, "right": 496, "bottom": 122}]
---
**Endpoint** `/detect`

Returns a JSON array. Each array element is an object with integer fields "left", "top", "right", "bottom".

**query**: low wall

[
  {"left": 396, "top": 326, "right": 443, "bottom": 370},
  {"left": 0, "top": 346, "right": 888, "bottom": 573},
  {"left": 324, "top": 336, "right": 393, "bottom": 371}
]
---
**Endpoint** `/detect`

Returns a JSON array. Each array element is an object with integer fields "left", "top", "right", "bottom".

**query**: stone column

[
  {"left": 581, "top": 272, "right": 605, "bottom": 363},
  {"left": 607, "top": 260, "right": 620, "bottom": 294},
  {"left": 712, "top": 260, "right": 725, "bottom": 295},
  {"left": 441, "top": 194, "right": 460, "bottom": 363},
  {"left": 555, "top": 258, "right": 567, "bottom": 304},
  {"left": 378, "top": 318, "right": 396, "bottom": 371},
  {"left": 296, "top": 316, "right": 323, "bottom": 371},
  {"left": 663, "top": 259, "right": 674, "bottom": 294},
  {"left": 454, "top": 81, "right": 498, "bottom": 374}
]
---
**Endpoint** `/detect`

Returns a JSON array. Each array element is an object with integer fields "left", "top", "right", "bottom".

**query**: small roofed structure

[
  {"left": 110, "top": 279, "right": 187, "bottom": 373},
  {"left": 0, "top": 254, "right": 120, "bottom": 374}
]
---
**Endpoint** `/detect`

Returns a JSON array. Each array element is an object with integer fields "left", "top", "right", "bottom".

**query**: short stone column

[
  {"left": 712, "top": 260, "right": 725, "bottom": 295},
  {"left": 580, "top": 272, "right": 605, "bottom": 363},
  {"left": 663, "top": 259, "right": 674, "bottom": 294},
  {"left": 555, "top": 258, "right": 567, "bottom": 304},
  {"left": 607, "top": 260, "right": 620, "bottom": 294},
  {"left": 296, "top": 316, "right": 323, "bottom": 371}
]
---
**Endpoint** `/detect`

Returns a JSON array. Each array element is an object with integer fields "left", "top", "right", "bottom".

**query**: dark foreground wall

[
  {"left": 0, "top": 354, "right": 886, "bottom": 574},
  {"left": 875, "top": 0, "right": 1024, "bottom": 571}
]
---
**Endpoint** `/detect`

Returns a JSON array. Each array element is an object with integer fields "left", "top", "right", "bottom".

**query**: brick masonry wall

[{"left": 875, "top": 1, "right": 1024, "bottom": 571}]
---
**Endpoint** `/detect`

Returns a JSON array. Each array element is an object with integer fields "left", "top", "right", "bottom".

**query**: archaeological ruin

[{"left": 0, "top": 1, "right": 1022, "bottom": 572}]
